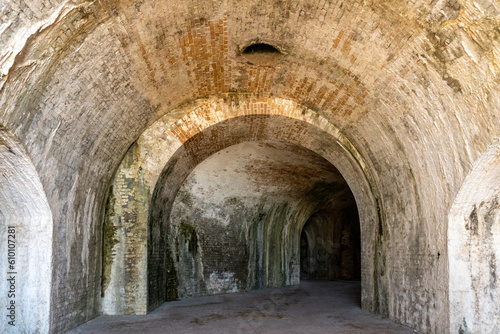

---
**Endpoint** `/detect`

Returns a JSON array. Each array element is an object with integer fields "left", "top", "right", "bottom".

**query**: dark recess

[{"left": 243, "top": 43, "right": 281, "bottom": 55}]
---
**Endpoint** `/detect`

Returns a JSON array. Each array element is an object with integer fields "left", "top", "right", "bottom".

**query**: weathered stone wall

[
  {"left": 0, "top": 0, "right": 499, "bottom": 332},
  {"left": 167, "top": 141, "right": 352, "bottom": 298},
  {"left": 0, "top": 128, "right": 52, "bottom": 333},
  {"left": 100, "top": 143, "right": 150, "bottom": 315},
  {"left": 101, "top": 125, "right": 182, "bottom": 315},
  {"left": 448, "top": 139, "right": 500, "bottom": 334}
]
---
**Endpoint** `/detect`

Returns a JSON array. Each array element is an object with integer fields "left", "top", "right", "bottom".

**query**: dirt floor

[{"left": 68, "top": 280, "right": 418, "bottom": 333}]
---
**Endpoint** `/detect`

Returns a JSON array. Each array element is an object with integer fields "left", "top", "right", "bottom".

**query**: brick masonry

[
  {"left": 103, "top": 97, "right": 378, "bottom": 316},
  {"left": 0, "top": 0, "right": 499, "bottom": 333}
]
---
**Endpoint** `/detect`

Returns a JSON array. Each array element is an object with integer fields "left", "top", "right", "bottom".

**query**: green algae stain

[
  {"left": 165, "top": 240, "right": 179, "bottom": 301},
  {"left": 178, "top": 221, "right": 198, "bottom": 255},
  {"left": 101, "top": 185, "right": 120, "bottom": 297}
]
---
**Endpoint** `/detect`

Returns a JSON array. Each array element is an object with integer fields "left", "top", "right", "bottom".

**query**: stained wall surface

[
  {"left": 0, "top": 0, "right": 499, "bottom": 333},
  {"left": 448, "top": 140, "right": 500, "bottom": 333},
  {"left": 0, "top": 129, "right": 52, "bottom": 333},
  {"left": 167, "top": 141, "right": 354, "bottom": 298}
]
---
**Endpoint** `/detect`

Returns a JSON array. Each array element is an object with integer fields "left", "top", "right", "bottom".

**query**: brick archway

[{"left": 100, "top": 96, "right": 382, "bottom": 316}]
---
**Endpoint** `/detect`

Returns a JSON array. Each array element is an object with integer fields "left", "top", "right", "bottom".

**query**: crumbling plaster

[
  {"left": 448, "top": 139, "right": 500, "bottom": 333},
  {"left": 168, "top": 141, "right": 357, "bottom": 297},
  {"left": 0, "top": 128, "right": 52, "bottom": 333}
]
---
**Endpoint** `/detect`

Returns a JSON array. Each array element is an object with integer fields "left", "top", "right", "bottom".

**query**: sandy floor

[{"left": 68, "top": 280, "right": 418, "bottom": 333}]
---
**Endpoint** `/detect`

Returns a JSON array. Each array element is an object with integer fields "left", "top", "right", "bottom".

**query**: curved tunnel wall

[
  {"left": 0, "top": 128, "right": 53, "bottom": 333},
  {"left": 448, "top": 139, "right": 500, "bottom": 334},
  {"left": 1, "top": 1, "right": 499, "bottom": 332}
]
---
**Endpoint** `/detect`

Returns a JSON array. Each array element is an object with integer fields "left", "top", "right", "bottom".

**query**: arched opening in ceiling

[
  {"left": 242, "top": 43, "right": 281, "bottom": 55},
  {"left": 240, "top": 42, "right": 284, "bottom": 66}
]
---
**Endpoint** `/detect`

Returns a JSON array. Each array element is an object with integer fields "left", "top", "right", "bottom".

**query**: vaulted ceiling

[{"left": 1, "top": 1, "right": 499, "bottom": 333}]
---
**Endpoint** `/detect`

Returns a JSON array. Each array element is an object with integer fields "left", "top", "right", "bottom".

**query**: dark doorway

[{"left": 300, "top": 203, "right": 361, "bottom": 280}]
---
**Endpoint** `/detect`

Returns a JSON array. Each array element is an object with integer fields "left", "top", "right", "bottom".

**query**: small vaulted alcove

[
  {"left": 240, "top": 42, "right": 284, "bottom": 66},
  {"left": 300, "top": 205, "right": 361, "bottom": 281}
]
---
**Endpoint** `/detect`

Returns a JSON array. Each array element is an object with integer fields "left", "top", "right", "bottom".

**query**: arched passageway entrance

[
  {"left": 100, "top": 96, "right": 382, "bottom": 316},
  {"left": 160, "top": 140, "right": 361, "bottom": 300},
  {"left": 300, "top": 206, "right": 361, "bottom": 281}
]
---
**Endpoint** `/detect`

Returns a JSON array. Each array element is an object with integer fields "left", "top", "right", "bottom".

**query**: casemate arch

[
  {"left": 100, "top": 96, "right": 382, "bottom": 315},
  {"left": 0, "top": 128, "right": 53, "bottom": 333},
  {"left": 161, "top": 140, "right": 361, "bottom": 300},
  {"left": 448, "top": 138, "right": 500, "bottom": 334}
]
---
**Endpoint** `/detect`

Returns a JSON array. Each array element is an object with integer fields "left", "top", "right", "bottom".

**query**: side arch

[
  {"left": 100, "top": 96, "right": 382, "bottom": 315},
  {"left": 448, "top": 138, "right": 500, "bottom": 333},
  {"left": 0, "top": 127, "right": 53, "bottom": 333}
]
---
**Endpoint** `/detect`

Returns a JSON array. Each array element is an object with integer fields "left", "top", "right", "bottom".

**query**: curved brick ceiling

[
  {"left": 0, "top": 0, "right": 499, "bottom": 333},
  {"left": 1, "top": 0, "right": 498, "bottom": 177}
]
